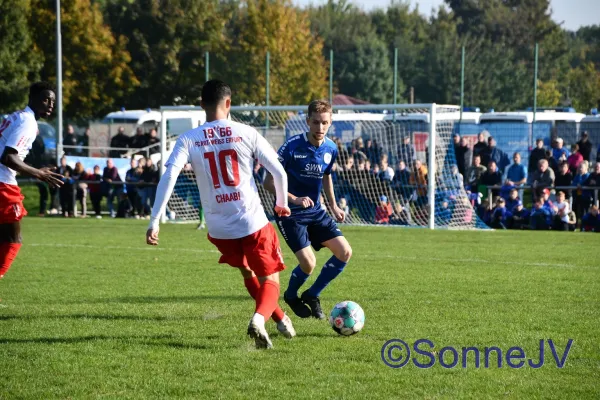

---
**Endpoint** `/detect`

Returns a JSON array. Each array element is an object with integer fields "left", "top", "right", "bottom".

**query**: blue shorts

[{"left": 275, "top": 208, "right": 343, "bottom": 254}]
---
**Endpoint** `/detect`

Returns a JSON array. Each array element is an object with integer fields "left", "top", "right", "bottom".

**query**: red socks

[
  {"left": 254, "top": 279, "right": 281, "bottom": 321},
  {"left": 244, "top": 276, "right": 284, "bottom": 322},
  {"left": 0, "top": 243, "right": 22, "bottom": 278}
]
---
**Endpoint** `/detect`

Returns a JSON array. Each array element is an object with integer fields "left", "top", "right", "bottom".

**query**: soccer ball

[{"left": 329, "top": 301, "right": 365, "bottom": 336}]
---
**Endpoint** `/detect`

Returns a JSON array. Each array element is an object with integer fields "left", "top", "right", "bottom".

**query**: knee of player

[{"left": 337, "top": 245, "right": 352, "bottom": 263}]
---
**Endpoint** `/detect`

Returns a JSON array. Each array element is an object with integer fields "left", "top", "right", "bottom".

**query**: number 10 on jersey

[{"left": 204, "top": 150, "right": 240, "bottom": 189}]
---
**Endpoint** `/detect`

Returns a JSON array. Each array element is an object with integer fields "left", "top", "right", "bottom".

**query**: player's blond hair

[{"left": 308, "top": 100, "right": 332, "bottom": 118}]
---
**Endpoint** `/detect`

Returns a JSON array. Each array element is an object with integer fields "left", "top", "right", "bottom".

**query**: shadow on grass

[
  {"left": 0, "top": 334, "right": 235, "bottom": 350},
  {"left": 69, "top": 295, "right": 249, "bottom": 304},
  {"left": 0, "top": 314, "right": 208, "bottom": 322}
]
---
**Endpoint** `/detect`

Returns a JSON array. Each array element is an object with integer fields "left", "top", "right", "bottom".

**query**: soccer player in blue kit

[{"left": 264, "top": 100, "right": 352, "bottom": 319}]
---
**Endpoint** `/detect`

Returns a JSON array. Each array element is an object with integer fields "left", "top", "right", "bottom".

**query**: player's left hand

[
  {"left": 332, "top": 206, "right": 345, "bottom": 223},
  {"left": 146, "top": 228, "right": 159, "bottom": 246}
]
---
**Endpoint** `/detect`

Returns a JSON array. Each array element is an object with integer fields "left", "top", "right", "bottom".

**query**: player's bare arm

[
  {"left": 263, "top": 172, "right": 313, "bottom": 209},
  {"left": 323, "top": 173, "right": 344, "bottom": 222},
  {"left": 0, "top": 147, "right": 63, "bottom": 187}
]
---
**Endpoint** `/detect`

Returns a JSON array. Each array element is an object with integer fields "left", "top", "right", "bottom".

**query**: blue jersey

[{"left": 277, "top": 133, "right": 338, "bottom": 214}]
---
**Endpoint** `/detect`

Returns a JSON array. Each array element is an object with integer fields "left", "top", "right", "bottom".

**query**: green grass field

[{"left": 1, "top": 217, "right": 599, "bottom": 399}]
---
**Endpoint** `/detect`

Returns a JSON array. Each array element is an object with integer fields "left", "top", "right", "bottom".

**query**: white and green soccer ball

[{"left": 329, "top": 301, "right": 365, "bottom": 336}]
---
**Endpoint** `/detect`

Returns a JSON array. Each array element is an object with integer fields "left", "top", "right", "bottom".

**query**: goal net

[{"left": 159, "top": 104, "right": 489, "bottom": 230}]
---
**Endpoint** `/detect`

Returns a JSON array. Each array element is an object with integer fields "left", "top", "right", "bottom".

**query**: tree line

[{"left": 1, "top": 0, "right": 599, "bottom": 120}]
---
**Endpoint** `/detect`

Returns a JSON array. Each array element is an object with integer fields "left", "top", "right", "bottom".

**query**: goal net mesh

[{"left": 163, "top": 105, "right": 489, "bottom": 229}]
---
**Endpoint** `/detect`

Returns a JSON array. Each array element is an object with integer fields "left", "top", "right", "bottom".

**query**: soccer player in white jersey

[
  {"left": 0, "top": 82, "right": 64, "bottom": 279},
  {"left": 146, "top": 80, "right": 293, "bottom": 349}
]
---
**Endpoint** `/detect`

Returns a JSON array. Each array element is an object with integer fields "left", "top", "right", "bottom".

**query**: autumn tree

[
  {"left": 219, "top": 0, "right": 328, "bottom": 105},
  {"left": 103, "top": 0, "right": 231, "bottom": 108},
  {"left": 0, "top": 0, "right": 43, "bottom": 113},
  {"left": 30, "top": 0, "right": 137, "bottom": 119}
]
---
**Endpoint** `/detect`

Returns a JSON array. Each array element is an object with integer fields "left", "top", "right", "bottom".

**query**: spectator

[
  {"left": 466, "top": 154, "right": 487, "bottom": 192},
  {"left": 490, "top": 197, "right": 510, "bottom": 229},
  {"left": 71, "top": 162, "right": 88, "bottom": 217},
  {"left": 577, "top": 131, "right": 593, "bottom": 162},
  {"left": 486, "top": 136, "right": 510, "bottom": 173},
  {"left": 125, "top": 157, "right": 143, "bottom": 218},
  {"left": 448, "top": 164, "right": 463, "bottom": 193},
  {"left": 63, "top": 125, "right": 78, "bottom": 156},
  {"left": 102, "top": 158, "right": 122, "bottom": 217},
  {"left": 333, "top": 137, "right": 349, "bottom": 166},
  {"left": 531, "top": 159, "right": 555, "bottom": 199},
  {"left": 509, "top": 201, "right": 530, "bottom": 230},
  {"left": 552, "top": 191, "right": 570, "bottom": 231},
  {"left": 505, "top": 188, "right": 520, "bottom": 212},
  {"left": 146, "top": 128, "right": 160, "bottom": 155},
  {"left": 57, "top": 156, "right": 74, "bottom": 216},
  {"left": 409, "top": 159, "right": 428, "bottom": 205},
  {"left": 141, "top": 157, "right": 158, "bottom": 216},
  {"left": 437, "top": 199, "right": 452, "bottom": 225},
  {"left": 79, "top": 127, "right": 91, "bottom": 157},
  {"left": 397, "top": 136, "right": 415, "bottom": 166},
  {"left": 473, "top": 131, "right": 489, "bottom": 165},
  {"left": 393, "top": 160, "right": 411, "bottom": 201},
  {"left": 378, "top": 154, "right": 394, "bottom": 181},
  {"left": 455, "top": 137, "right": 472, "bottom": 178},
  {"left": 480, "top": 161, "right": 503, "bottom": 197},
  {"left": 572, "top": 162, "right": 591, "bottom": 219},
  {"left": 581, "top": 206, "right": 600, "bottom": 232},
  {"left": 504, "top": 152, "right": 527, "bottom": 188},
  {"left": 375, "top": 195, "right": 392, "bottom": 224},
  {"left": 109, "top": 126, "right": 130, "bottom": 157},
  {"left": 582, "top": 161, "right": 600, "bottom": 211},
  {"left": 88, "top": 165, "right": 103, "bottom": 218},
  {"left": 567, "top": 144, "right": 584, "bottom": 175},
  {"left": 541, "top": 188, "right": 555, "bottom": 210},
  {"left": 130, "top": 127, "right": 148, "bottom": 152},
  {"left": 552, "top": 137, "right": 570, "bottom": 163},
  {"left": 567, "top": 210, "right": 577, "bottom": 231},
  {"left": 390, "top": 201, "right": 410, "bottom": 225},
  {"left": 452, "top": 134, "right": 460, "bottom": 158},
  {"left": 338, "top": 197, "right": 350, "bottom": 217},
  {"left": 364, "top": 138, "right": 381, "bottom": 165},
  {"left": 530, "top": 199, "right": 552, "bottom": 230},
  {"left": 529, "top": 138, "right": 547, "bottom": 174},
  {"left": 545, "top": 149, "right": 559, "bottom": 174},
  {"left": 116, "top": 192, "right": 133, "bottom": 218},
  {"left": 554, "top": 162, "right": 573, "bottom": 200}
]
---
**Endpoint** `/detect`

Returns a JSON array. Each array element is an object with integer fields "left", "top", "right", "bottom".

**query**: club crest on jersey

[{"left": 323, "top": 152, "right": 332, "bottom": 164}]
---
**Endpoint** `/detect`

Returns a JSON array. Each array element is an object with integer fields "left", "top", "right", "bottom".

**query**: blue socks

[
  {"left": 307, "top": 256, "right": 347, "bottom": 298},
  {"left": 285, "top": 266, "right": 310, "bottom": 299}
]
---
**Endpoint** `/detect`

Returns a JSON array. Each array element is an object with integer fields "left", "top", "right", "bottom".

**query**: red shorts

[
  {"left": 0, "top": 183, "right": 27, "bottom": 224},
  {"left": 207, "top": 223, "right": 286, "bottom": 277}
]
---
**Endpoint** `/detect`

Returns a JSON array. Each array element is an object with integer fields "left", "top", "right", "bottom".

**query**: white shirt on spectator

[{"left": 556, "top": 201, "right": 570, "bottom": 223}]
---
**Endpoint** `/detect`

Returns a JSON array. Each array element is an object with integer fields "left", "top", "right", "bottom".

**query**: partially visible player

[
  {"left": 146, "top": 80, "right": 293, "bottom": 349},
  {"left": 264, "top": 100, "right": 352, "bottom": 320},
  {"left": 0, "top": 82, "right": 64, "bottom": 279}
]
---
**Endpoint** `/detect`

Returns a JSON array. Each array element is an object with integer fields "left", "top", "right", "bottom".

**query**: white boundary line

[{"left": 27, "top": 243, "right": 593, "bottom": 269}]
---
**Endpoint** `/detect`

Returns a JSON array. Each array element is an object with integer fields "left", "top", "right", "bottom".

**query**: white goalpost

[{"left": 159, "top": 104, "right": 489, "bottom": 230}]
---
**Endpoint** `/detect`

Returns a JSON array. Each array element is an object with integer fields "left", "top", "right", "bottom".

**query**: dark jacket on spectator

[
  {"left": 529, "top": 147, "right": 546, "bottom": 172},
  {"left": 130, "top": 133, "right": 148, "bottom": 150},
  {"left": 577, "top": 138, "right": 593, "bottom": 162},
  {"left": 474, "top": 142, "right": 489, "bottom": 165},
  {"left": 109, "top": 133, "right": 130, "bottom": 157},
  {"left": 455, "top": 145, "right": 472, "bottom": 177},
  {"left": 63, "top": 133, "right": 78, "bottom": 156},
  {"left": 531, "top": 168, "right": 555, "bottom": 188},
  {"left": 555, "top": 171, "right": 574, "bottom": 198}
]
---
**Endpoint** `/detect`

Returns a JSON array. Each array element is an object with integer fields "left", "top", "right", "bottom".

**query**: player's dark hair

[
  {"left": 29, "top": 81, "right": 55, "bottom": 100},
  {"left": 201, "top": 80, "right": 232, "bottom": 107},
  {"left": 308, "top": 100, "right": 332, "bottom": 118}
]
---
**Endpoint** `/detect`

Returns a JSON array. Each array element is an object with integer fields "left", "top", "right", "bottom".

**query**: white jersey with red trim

[
  {"left": 165, "top": 119, "right": 285, "bottom": 239},
  {"left": 0, "top": 107, "right": 38, "bottom": 185}
]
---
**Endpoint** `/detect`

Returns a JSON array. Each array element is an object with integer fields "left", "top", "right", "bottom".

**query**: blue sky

[{"left": 293, "top": 0, "right": 598, "bottom": 31}]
